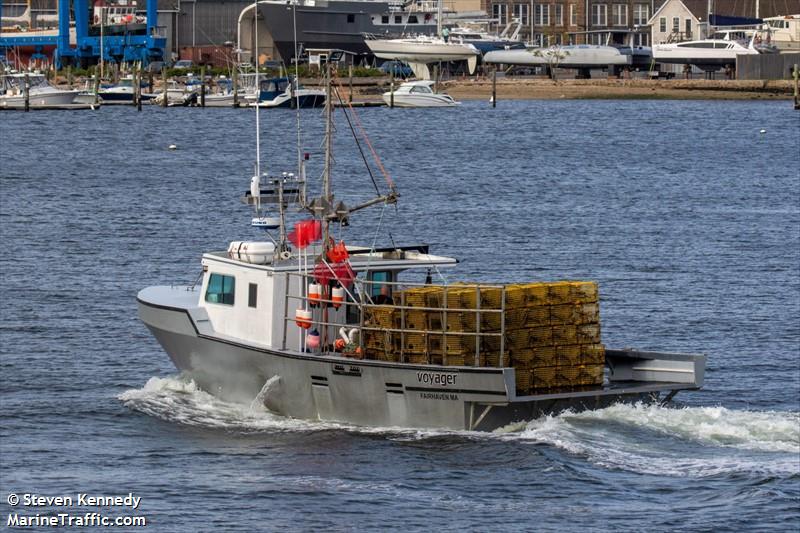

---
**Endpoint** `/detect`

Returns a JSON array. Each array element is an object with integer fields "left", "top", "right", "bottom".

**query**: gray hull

[
  {"left": 258, "top": 1, "right": 436, "bottom": 62},
  {"left": 138, "top": 287, "right": 705, "bottom": 431}
]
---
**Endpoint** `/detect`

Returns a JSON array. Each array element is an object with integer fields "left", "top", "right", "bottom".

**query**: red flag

[{"left": 288, "top": 220, "right": 322, "bottom": 249}]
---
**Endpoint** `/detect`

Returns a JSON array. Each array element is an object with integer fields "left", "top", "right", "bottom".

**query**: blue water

[{"left": 1, "top": 100, "right": 799, "bottom": 531}]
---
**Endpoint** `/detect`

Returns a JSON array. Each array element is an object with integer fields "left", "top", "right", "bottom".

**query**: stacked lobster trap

[{"left": 361, "top": 281, "right": 606, "bottom": 394}]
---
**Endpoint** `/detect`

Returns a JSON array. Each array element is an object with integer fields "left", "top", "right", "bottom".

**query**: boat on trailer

[{"left": 137, "top": 63, "right": 706, "bottom": 432}]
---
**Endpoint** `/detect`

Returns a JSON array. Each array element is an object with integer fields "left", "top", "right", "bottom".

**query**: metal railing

[{"left": 281, "top": 270, "right": 508, "bottom": 367}]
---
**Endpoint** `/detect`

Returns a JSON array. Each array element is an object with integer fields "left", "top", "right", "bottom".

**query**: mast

[
  {"left": 254, "top": 0, "right": 262, "bottom": 179},
  {"left": 437, "top": 0, "right": 443, "bottom": 37},
  {"left": 322, "top": 59, "right": 333, "bottom": 246}
]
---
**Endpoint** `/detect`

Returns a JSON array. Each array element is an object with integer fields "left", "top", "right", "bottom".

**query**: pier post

[
  {"left": 492, "top": 68, "right": 497, "bottom": 108},
  {"left": 390, "top": 70, "right": 394, "bottom": 108},
  {"left": 348, "top": 64, "right": 353, "bottom": 103},
  {"left": 135, "top": 65, "right": 142, "bottom": 112},
  {"left": 794, "top": 64, "right": 799, "bottom": 110},
  {"left": 23, "top": 73, "right": 29, "bottom": 112},
  {"left": 200, "top": 65, "right": 206, "bottom": 107},
  {"left": 161, "top": 66, "right": 168, "bottom": 108},
  {"left": 233, "top": 67, "right": 239, "bottom": 108},
  {"left": 434, "top": 63, "right": 439, "bottom": 94},
  {"left": 93, "top": 71, "right": 100, "bottom": 107},
  {"left": 67, "top": 66, "right": 73, "bottom": 89}
]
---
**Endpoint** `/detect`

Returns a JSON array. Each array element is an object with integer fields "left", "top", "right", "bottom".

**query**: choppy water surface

[{"left": 1, "top": 100, "right": 798, "bottom": 531}]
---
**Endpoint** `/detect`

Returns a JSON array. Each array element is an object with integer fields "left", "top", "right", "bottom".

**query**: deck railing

[{"left": 282, "top": 271, "right": 508, "bottom": 368}]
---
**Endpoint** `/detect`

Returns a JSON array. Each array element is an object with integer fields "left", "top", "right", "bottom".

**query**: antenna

[{"left": 254, "top": 0, "right": 262, "bottom": 179}]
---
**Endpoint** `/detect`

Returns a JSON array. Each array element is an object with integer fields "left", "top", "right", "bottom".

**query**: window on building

[
  {"left": 534, "top": 4, "right": 550, "bottom": 26},
  {"left": 633, "top": 4, "right": 649, "bottom": 26},
  {"left": 513, "top": 4, "right": 529, "bottom": 26},
  {"left": 554, "top": 4, "right": 563, "bottom": 26},
  {"left": 532, "top": 32, "right": 544, "bottom": 46},
  {"left": 381, "top": 15, "right": 389, "bottom": 24},
  {"left": 395, "top": 15, "right": 401, "bottom": 23},
  {"left": 570, "top": 4, "right": 578, "bottom": 26},
  {"left": 408, "top": 15, "right": 418, "bottom": 23},
  {"left": 206, "top": 274, "right": 235, "bottom": 305},
  {"left": 685, "top": 18, "right": 692, "bottom": 36},
  {"left": 248, "top": 283, "right": 257, "bottom": 308},
  {"left": 672, "top": 17, "right": 680, "bottom": 33},
  {"left": 592, "top": 4, "right": 607, "bottom": 26},
  {"left": 612, "top": 4, "right": 627, "bottom": 26},
  {"left": 493, "top": 4, "right": 508, "bottom": 26},
  {"left": 659, "top": 17, "right": 666, "bottom": 33},
  {"left": 347, "top": 14, "right": 355, "bottom": 23}
]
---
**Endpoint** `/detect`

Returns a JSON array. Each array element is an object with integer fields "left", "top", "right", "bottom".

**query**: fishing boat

[
  {"left": 382, "top": 80, "right": 459, "bottom": 107},
  {"left": 0, "top": 72, "right": 80, "bottom": 109},
  {"left": 137, "top": 62, "right": 706, "bottom": 432}
]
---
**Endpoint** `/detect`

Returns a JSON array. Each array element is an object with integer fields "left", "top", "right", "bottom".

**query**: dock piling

[
  {"left": 66, "top": 66, "right": 73, "bottom": 89},
  {"left": 233, "top": 67, "right": 239, "bottom": 108},
  {"left": 23, "top": 73, "right": 29, "bottom": 112},
  {"left": 161, "top": 66, "right": 168, "bottom": 108},
  {"left": 93, "top": 71, "right": 100, "bottom": 107},
  {"left": 492, "top": 68, "right": 497, "bottom": 108},
  {"left": 200, "top": 65, "right": 206, "bottom": 108},
  {"left": 434, "top": 64, "right": 439, "bottom": 94},
  {"left": 348, "top": 64, "right": 353, "bottom": 103},
  {"left": 390, "top": 70, "right": 394, "bottom": 108},
  {"left": 794, "top": 64, "right": 799, "bottom": 110},
  {"left": 135, "top": 65, "right": 142, "bottom": 111}
]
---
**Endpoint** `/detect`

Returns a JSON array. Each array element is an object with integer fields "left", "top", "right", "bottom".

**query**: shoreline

[{"left": 404, "top": 79, "right": 796, "bottom": 101}]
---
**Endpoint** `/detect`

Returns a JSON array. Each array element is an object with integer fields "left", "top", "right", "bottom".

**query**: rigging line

[
  {"left": 331, "top": 71, "right": 396, "bottom": 191},
  {"left": 332, "top": 85, "right": 381, "bottom": 196}
]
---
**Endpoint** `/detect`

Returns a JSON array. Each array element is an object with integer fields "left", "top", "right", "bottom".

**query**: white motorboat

[
  {"left": 652, "top": 29, "right": 773, "bottom": 69},
  {"left": 97, "top": 75, "right": 157, "bottom": 105},
  {"left": 136, "top": 61, "right": 707, "bottom": 432},
  {"left": 382, "top": 80, "right": 459, "bottom": 107},
  {"left": 0, "top": 72, "right": 80, "bottom": 109},
  {"left": 365, "top": 36, "right": 480, "bottom": 79}
]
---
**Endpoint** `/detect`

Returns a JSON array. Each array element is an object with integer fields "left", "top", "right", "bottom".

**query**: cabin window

[
  {"left": 347, "top": 14, "right": 355, "bottom": 23},
  {"left": 368, "top": 271, "right": 393, "bottom": 301},
  {"left": 381, "top": 15, "right": 389, "bottom": 23},
  {"left": 206, "top": 273, "right": 235, "bottom": 305},
  {"left": 248, "top": 283, "right": 258, "bottom": 308}
]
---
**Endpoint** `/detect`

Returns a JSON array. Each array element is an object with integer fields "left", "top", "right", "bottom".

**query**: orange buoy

[
  {"left": 295, "top": 308, "right": 312, "bottom": 329},
  {"left": 331, "top": 286, "right": 344, "bottom": 308},
  {"left": 308, "top": 282, "right": 322, "bottom": 306}
]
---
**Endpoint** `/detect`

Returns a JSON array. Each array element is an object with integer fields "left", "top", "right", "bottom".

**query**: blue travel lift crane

[{"left": 0, "top": 0, "right": 165, "bottom": 68}]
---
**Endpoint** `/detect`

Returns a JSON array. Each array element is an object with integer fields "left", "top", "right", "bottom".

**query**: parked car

[{"left": 379, "top": 60, "right": 413, "bottom": 78}]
